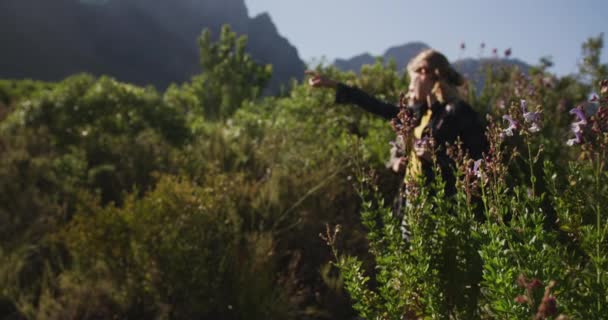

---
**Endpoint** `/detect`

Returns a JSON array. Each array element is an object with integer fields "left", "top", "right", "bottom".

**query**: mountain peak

[
  {"left": 333, "top": 41, "right": 532, "bottom": 93},
  {"left": 252, "top": 12, "right": 272, "bottom": 23},
  {"left": 0, "top": 0, "right": 305, "bottom": 92},
  {"left": 333, "top": 42, "right": 430, "bottom": 73}
]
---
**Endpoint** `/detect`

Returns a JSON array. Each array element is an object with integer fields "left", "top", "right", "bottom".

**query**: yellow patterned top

[{"left": 406, "top": 108, "right": 433, "bottom": 179}]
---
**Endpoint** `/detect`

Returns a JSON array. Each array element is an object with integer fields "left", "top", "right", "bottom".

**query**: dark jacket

[{"left": 335, "top": 83, "right": 488, "bottom": 195}]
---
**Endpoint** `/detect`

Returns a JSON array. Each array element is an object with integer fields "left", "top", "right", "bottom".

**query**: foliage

[
  {"left": 1, "top": 74, "right": 190, "bottom": 206},
  {"left": 58, "top": 175, "right": 289, "bottom": 319},
  {"left": 326, "top": 42, "right": 608, "bottom": 320},
  {"left": 578, "top": 33, "right": 608, "bottom": 87},
  {"left": 176, "top": 24, "right": 273, "bottom": 121},
  {"left": 1, "top": 29, "right": 607, "bottom": 320},
  {"left": 0, "top": 79, "right": 54, "bottom": 106}
]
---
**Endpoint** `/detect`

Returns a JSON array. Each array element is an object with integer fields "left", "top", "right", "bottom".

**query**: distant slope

[
  {"left": 0, "top": 0, "right": 305, "bottom": 92},
  {"left": 333, "top": 42, "right": 531, "bottom": 92},
  {"left": 334, "top": 42, "right": 430, "bottom": 73},
  {"left": 452, "top": 57, "right": 531, "bottom": 92}
]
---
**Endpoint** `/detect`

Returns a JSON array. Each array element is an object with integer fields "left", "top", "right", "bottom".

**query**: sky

[{"left": 244, "top": 0, "right": 607, "bottom": 77}]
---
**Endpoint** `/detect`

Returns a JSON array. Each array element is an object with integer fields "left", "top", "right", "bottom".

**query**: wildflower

[
  {"left": 480, "top": 42, "right": 486, "bottom": 49},
  {"left": 517, "top": 274, "right": 529, "bottom": 288},
  {"left": 492, "top": 48, "right": 498, "bottom": 55},
  {"left": 391, "top": 118, "right": 404, "bottom": 131},
  {"left": 570, "top": 107, "right": 587, "bottom": 126},
  {"left": 568, "top": 107, "right": 588, "bottom": 143},
  {"left": 514, "top": 295, "right": 529, "bottom": 304},
  {"left": 460, "top": 42, "right": 466, "bottom": 50},
  {"left": 502, "top": 114, "right": 519, "bottom": 136},
  {"left": 521, "top": 100, "right": 542, "bottom": 133},
  {"left": 590, "top": 94, "right": 598, "bottom": 102},
  {"left": 497, "top": 99, "right": 506, "bottom": 110},
  {"left": 473, "top": 159, "right": 483, "bottom": 179},
  {"left": 528, "top": 122, "right": 541, "bottom": 133},
  {"left": 542, "top": 76, "right": 556, "bottom": 88},
  {"left": 600, "top": 79, "right": 608, "bottom": 95},
  {"left": 536, "top": 296, "right": 558, "bottom": 318},
  {"left": 527, "top": 278, "right": 542, "bottom": 290},
  {"left": 387, "top": 138, "right": 407, "bottom": 170},
  {"left": 571, "top": 122, "right": 583, "bottom": 134},
  {"left": 594, "top": 105, "right": 608, "bottom": 133},
  {"left": 505, "top": 48, "right": 512, "bottom": 58},
  {"left": 566, "top": 130, "right": 583, "bottom": 146},
  {"left": 532, "top": 280, "right": 558, "bottom": 319}
]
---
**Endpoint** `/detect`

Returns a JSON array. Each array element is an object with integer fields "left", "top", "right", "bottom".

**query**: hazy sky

[{"left": 244, "top": 0, "right": 607, "bottom": 76}]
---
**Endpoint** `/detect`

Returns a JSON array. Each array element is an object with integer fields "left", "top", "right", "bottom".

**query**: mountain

[
  {"left": 452, "top": 57, "right": 531, "bottom": 92},
  {"left": 334, "top": 42, "right": 430, "bottom": 73},
  {"left": 333, "top": 42, "right": 531, "bottom": 92},
  {"left": 0, "top": 0, "right": 305, "bottom": 92}
]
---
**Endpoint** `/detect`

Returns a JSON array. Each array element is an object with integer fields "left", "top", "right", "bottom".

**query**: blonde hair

[{"left": 407, "top": 49, "right": 465, "bottom": 104}]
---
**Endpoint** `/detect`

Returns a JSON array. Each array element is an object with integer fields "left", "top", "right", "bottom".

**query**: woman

[
  {"left": 306, "top": 49, "right": 487, "bottom": 196},
  {"left": 308, "top": 50, "right": 487, "bottom": 312}
]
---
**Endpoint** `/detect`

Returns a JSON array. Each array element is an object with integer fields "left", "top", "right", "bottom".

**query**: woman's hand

[
  {"left": 305, "top": 70, "right": 337, "bottom": 89},
  {"left": 391, "top": 157, "right": 408, "bottom": 173}
]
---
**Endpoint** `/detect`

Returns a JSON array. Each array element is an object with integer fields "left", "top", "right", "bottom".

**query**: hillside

[
  {"left": 0, "top": 0, "right": 305, "bottom": 92},
  {"left": 333, "top": 42, "right": 531, "bottom": 92}
]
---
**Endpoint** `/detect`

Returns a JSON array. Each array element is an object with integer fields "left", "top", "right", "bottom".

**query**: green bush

[
  {"left": 59, "top": 175, "right": 290, "bottom": 319},
  {"left": 1, "top": 26, "right": 607, "bottom": 320},
  {"left": 327, "top": 63, "right": 608, "bottom": 319}
]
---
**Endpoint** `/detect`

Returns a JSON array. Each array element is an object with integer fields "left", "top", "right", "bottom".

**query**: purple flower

[
  {"left": 524, "top": 111, "right": 541, "bottom": 132},
  {"left": 571, "top": 122, "right": 583, "bottom": 134},
  {"left": 473, "top": 159, "right": 483, "bottom": 179},
  {"left": 569, "top": 107, "right": 587, "bottom": 126},
  {"left": 502, "top": 114, "right": 519, "bottom": 136},
  {"left": 521, "top": 100, "right": 541, "bottom": 132},
  {"left": 566, "top": 107, "right": 587, "bottom": 145},
  {"left": 566, "top": 130, "right": 583, "bottom": 146},
  {"left": 520, "top": 99, "right": 528, "bottom": 112},
  {"left": 528, "top": 123, "right": 541, "bottom": 133},
  {"left": 568, "top": 107, "right": 588, "bottom": 143},
  {"left": 523, "top": 112, "right": 541, "bottom": 123}
]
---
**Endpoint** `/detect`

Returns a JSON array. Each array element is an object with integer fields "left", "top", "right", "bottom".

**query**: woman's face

[{"left": 407, "top": 65, "right": 435, "bottom": 106}]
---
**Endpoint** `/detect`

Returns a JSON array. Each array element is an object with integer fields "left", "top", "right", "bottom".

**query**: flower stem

[
  {"left": 595, "top": 150, "right": 605, "bottom": 314},
  {"left": 527, "top": 141, "right": 536, "bottom": 199}
]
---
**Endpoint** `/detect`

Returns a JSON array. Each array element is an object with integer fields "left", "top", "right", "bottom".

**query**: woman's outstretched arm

[{"left": 306, "top": 71, "right": 399, "bottom": 120}]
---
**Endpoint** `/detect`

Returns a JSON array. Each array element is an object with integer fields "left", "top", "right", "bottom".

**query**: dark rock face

[
  {"left": 0, "top": 0, "right": 305, "bottom": 92},
  {"left": 246, "top": 12, "right": 304, "bottom": 94}
]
